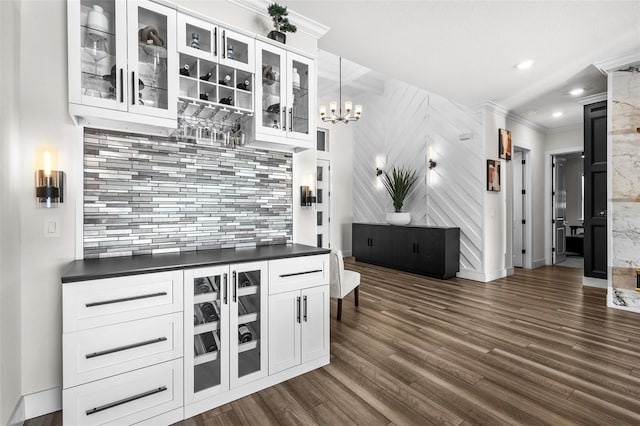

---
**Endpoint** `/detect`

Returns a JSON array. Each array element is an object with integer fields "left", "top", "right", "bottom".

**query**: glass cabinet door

[
  {"left": 76, "top": 0, "right": 127, "bottom": 110},
  {"left": 127, "top": 0, "right": 176, "bottom": 119},
  {"left": 184, "top": 266, "right": 229, "bottom": 403},
  {"left": 230, "top": 262, "right": 268, "bottom": 388},
  {"left": 177, "top": 13, "right": 217, "bottom": 61},
  {"left": 255, "top": 41, "right": 287, "bottom": 137},
  {"left": 219, "top": 29, "right": 254, "bottom": 73},
  {"left": 286, "top": 52, "right": 315, "bottom": 142}
]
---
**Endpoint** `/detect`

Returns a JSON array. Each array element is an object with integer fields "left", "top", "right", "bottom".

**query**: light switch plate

[{"left": 44, "top": 218, "right": 60, "bottom": 238}]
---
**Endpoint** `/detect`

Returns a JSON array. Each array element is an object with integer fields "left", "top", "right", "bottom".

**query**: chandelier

[{"left": 319, "top": 57, "right": 362, "bottom": 124}]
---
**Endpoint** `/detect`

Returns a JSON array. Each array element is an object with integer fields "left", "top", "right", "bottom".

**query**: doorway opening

[
  {"left": 551, "top": 151, "right": 584, "bottom": 270},
  {"left": 510, "top": 147, "right": 532, "bottom": 270}
]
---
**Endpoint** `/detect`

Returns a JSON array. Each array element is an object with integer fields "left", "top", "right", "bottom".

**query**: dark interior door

[
  {"left": 352, "top": 224, "right": 371, "bottom": 262},
  {"left": 584, "top": 101, "right": 607, "bottom": 279}
]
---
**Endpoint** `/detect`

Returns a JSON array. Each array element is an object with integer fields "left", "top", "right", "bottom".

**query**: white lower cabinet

[
  {"left": 63, "top": 358, "right": 183, "bottom": 426},
  {"left": 268, "top": 285, "right": 329, "bottom": 374}
]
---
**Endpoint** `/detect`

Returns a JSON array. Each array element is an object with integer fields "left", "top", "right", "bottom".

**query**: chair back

[{"left": 329, "top": 250, "right": 344, "bottom": 288}]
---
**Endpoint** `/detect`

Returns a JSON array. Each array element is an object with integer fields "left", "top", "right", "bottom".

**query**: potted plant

[
  {"left": 381, "top": 166, "right": 418, "bottom": 225},
  {"left": 267, "top": 3, "right": 297, "bottom": 44}
]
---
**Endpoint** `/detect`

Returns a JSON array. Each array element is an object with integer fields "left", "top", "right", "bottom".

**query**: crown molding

[
  {"left": 576, "top": 92, "right": 607, "bottom": 106},
  {"left": 594, "top": 51, "right": 640, "bottom": 73},
  {"left": 228, "top": 0, "right": 330, "bottom": 39},
  {"left": 471, "top": 101, "right": 509, "bottom": 117},
  {"left": 506, "top": 112, "right": 549, "bottom": 134}
]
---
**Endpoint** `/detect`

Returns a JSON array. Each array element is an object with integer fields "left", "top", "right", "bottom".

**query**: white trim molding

[
  {"left": 506, "top": 112, "right": 548, "bottom": 134},
  {"left": 576, "top": 92, "right": 607, "bottom": 106},
  {"left": 8, "top": 387, "right": 61, "bottom": 425},
  {"left": 228, "top": 0, "right": 330, "bottom": 39},
  {"left": 532, "top": 258, "right": 546, "bottom": 269},
  {"left": 583, "top": 276, "right": 607, "bottom": 289},
  {"left": 457, "top": 268, "right": 507, "bottom": 283},
  {"left": 594, "top": 51, "right": 640, "bottom": 73},
  {"left": 471, "top": 101, "right": 509, "bottom": 117}
]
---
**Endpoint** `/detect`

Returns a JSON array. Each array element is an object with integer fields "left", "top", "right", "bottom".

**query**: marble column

[{"left": 610, "top": 66, "right": 640, "bottom": 310}]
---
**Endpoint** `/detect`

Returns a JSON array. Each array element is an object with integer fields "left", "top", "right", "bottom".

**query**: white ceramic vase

[{"left": 386, "top": 212, "right": 410, "bottom": 225}]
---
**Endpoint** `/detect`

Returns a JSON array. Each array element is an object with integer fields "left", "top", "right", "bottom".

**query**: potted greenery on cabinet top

[
  {"left": 381, "top": 166, "right": 418, "bottom": 225},
  {"left": 267, "top": 2, "right": 297, "bottom": 44}
]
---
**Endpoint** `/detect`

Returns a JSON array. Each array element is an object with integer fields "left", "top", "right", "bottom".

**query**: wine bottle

[
  {"left": 238, "top": 324, "right": 253, "bottom": 343},
  {"left": 201, "top": 332, "right": 218, "bottom": 353},
  {"left": 199, "top": 92, "right": 209, "bottom": 101},
  {"left": 237, "top": 80, "right": 250, "bottom": 90},
  {"left": 227, "top": 44, "right": 234, "bottom": 59},
  {"left": 219, "top": 96, "right": 233, "bottom": 105},
  {"left": 200, "top": 302, "right": 218, "bottom": 322},
  {"left": 179, "top": 64, "right": 190, "bottom": 76},
  {"left": 218, "top": 74, "right": 231, "bottom": 86},
  {"left": 191, "top": 32, "right": 200, "bottom": 49},
  {"left": 199, "top": 71, "right": 212, "bottom": 81},
  {"left": 194, "top": 277, "right": 212, "bottom": 294}
]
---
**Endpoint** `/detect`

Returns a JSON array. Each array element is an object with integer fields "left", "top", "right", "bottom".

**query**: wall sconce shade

[
  {"left": 36, "top": 170, "right": 64, "bottom": 208},
  {"left": 375, "top": 167, "right": 383, "bottom": 177},
  {"left": 428, "top": 159, "right": 437, "bottom": 170},
  {"left": 300, "top": 186, "right": 316, "bottom": 207}
]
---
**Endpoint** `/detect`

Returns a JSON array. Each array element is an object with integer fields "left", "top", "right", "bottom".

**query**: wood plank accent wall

[{"left": 353, "top": 80, "right": 484, "bottom": 275}]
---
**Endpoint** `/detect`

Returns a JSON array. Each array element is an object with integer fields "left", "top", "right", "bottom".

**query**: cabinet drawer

[
  {"left": 269, "top": 255, "right": 329, "bottom": 294},
  {"left": 63, "top": 271, "right": 183, "bottom": 333},
  {"left": 63, "top": 358, "right": 183, "bottom": 426},
  {"left": 63, "top": 312, "right": 183, "bottom": 388}
]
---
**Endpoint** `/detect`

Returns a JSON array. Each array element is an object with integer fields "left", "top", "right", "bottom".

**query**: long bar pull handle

[
  {"left": 289, "top": 107, "right": 293, "bottom": 131},
  {"left": 85, "top": 292, "right": 167, "bottom": 308},
  {"left": 303, "top": 295, "right": 307, "bottom": 322},
  {"left": 85, "top": 337, "right": 167, "bottom": 359},
  {"left": 85, "top": 386, "right": 167, "bottom": 416},
  {"left": 223, "top": 273, "right": 228, "bottom": 305},
  {"left": 119, "top": 68, "right": 124, "bottom": 103},
  {"left": 296, "top": 296, "right": 301, "bottom": 323},
  {"left": 279, "top": 269, "right": 322, "bottom": 278},
  {"left": 282, "top": 106, "right": 286, "bottom": 131},
  {"left": 214, "top": 28, "right": 217, "bottom": 56},
  {"left": 222, "top": 30, "right": 226, "bottom": 58},
  {"left": 131, "top": 72, "right": 135, "bottom": 105},
  {"left": 232, "top": 271, "right": 237, "bottom": 302}
]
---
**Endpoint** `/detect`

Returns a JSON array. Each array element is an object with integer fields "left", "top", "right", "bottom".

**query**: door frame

[
  {"left": 544, "top": 145, "right": 582, "bottom": 265},
  {"left": 508, "top": 147, "right": 532, "bottom": 271}
]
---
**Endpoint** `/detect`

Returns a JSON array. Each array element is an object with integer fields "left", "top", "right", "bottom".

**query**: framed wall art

[
  {"left": 487, "top": 159, "right": 501, "bottom": 192},
  {"left": 499, "top": 128, "right": 512, "bottom": 160}
]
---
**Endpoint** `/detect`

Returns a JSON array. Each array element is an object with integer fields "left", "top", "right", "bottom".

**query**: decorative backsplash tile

[{"left": 84, "top": 129, "right": 292, "bottom": 258}]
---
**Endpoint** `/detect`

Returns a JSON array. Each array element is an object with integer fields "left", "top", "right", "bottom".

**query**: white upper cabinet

[
  {"left": 219, "top": 29, "right": 255, "bottom": 73},
  {"left": 254, "top": 40, "right": 315, "bottom": 150},
  {"left": 177, "top": 13, "right": 218, "bottom": 61},
  {"left": 68, "top": 0, "right": 177, "bottom": 126}
]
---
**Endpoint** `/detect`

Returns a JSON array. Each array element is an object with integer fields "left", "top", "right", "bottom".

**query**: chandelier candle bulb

[
  {"left": 355, "top": 105, "right": 362, "bottom": 116},
  {"left": 344, "top": 101, "right": 352, "bottom": 112},
  {"left": 319, "top": 105, "right": 327, "bottom": 118},
  {"left": 329, "top": 101, "right": 337, "bottom": 112}
]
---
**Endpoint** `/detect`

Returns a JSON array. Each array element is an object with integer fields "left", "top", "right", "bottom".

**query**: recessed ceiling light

[
  {"left": 552, "top": 111, "right": 563, "bottom": 118},
  {"left": 569, "top": 88, "right": 585, "bottom": 96},
  {"left": 515, "top": 60, "right": 534, "bottom": 70}
]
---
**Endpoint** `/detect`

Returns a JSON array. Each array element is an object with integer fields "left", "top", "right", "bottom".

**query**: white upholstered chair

[{"left": 329, "top": 250, "right": 361, "bottom": 321}]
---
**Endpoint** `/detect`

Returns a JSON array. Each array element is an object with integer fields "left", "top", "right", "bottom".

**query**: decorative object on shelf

[
  {"left": 86, "top": 5, "right": 109, "bottom": 37},
  {"left": 272, "top": 120, "right": 279, "bottom": 128},
  {"left": 179, "top": 64, "right": 190, "bottom": 76},
  {"left": 191, "top": 32, "right": 200, "bottom": 49},
  {"left": 266, "top": 2, "right": 297, "bottom": 44},
  {"left": 487, "top": 159, "right": 501, "bottom": 192},
  {"left": 35, "top": 149, "right": 64, "bottom": 208},
  {"left": 375, "top": 167, "right": 383, "bottom": 177},
  {"left": 262, "top": 64, "right": 276, "bottom": 83},
  {"left": 319, "top": 57, "right": 362, "bottom": 124},
  {"left": 85, "top": 34, "right": 109, "bottom": 75},
  {"left": 266, "top": 103, "right": 280, "bottom": 113},
  {"left": 499, "top": 128, "right": 512, "bottom": 160},
  {"left": 199, "top": 71, "right": 212, "bottom": 81},
  {"left": 428, "top": 159, "right": 437, "bottom": 169},
  {"left": 138, "top": 25, "right": 164, "bottom": 47},
  {"left": 237, "top": 80, "right": 250, "bottom": 90},
  {"left": 292, "top": 68, "right": 300, "bottom": 90},
  {"left": 219, "top": 96, "right": 233, "bottom": 105},
  {"left": 300, "top": 186, "right": 316, "bottom": 207},
  {"left": 381, "top": 166, "right": 417, "bottom": 225},
  {"left": 227, "top": 44, "right": 234, "bottom": 59}
]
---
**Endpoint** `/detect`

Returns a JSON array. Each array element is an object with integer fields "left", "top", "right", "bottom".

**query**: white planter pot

[{"left": 386, "top": 212, "right": 410, "bottom": 225}]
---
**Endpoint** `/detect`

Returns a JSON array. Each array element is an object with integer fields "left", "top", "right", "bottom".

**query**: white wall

[
  {"left": 545, "top": 126, "right": 582, "bottom": 152},
  {"left": 3, "top": 0, "right": 319, "bottom": 415},
  {"left": 0, "top": 0, "right": 23, "bottom": 422},
  {"left": 317, "top": 99, "right": 354, "bottom": 255},
  {"left": 565, "top": 157, "right": 583, "bottom": 226}
]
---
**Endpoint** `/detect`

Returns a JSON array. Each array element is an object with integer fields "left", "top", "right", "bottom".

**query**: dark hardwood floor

[{"left": 26, "top": 261, "right": 640, "bottom": 425}]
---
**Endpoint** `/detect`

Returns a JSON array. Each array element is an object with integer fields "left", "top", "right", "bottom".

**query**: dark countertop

[
  {"left": 61, "top": 244, "right": 330, "bottom": 283},
  {"left": 353, "top": 223, "right": 459, "bottom": 229}
]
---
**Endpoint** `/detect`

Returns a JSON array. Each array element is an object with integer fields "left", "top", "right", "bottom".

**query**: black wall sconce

[
  {"left": 636, "top": 269, "right": 640, "bottom": 292},
  {"left": 375, "top": 167, "right": 383, "bottom": 177},
  {"left": 36, "top": 151, "right": 64, "bottom": 208},
  {"left": 428, "top": 159, "right": 437, "bottom": 170},
  {"left": 300, "top": 186, "right": 316, "bottom": 207}
]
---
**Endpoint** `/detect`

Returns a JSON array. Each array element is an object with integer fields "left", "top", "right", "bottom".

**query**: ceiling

[{"left": 282, "top": 0, "right": 640, "bottom": 131}]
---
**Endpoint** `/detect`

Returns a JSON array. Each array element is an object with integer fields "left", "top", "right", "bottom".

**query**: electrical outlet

[{"left": 44, "top": 218, "right": 60, "bottom": 238}]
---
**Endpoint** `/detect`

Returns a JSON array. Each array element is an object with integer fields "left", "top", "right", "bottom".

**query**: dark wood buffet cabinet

[{"left": 352, "top": 223, "right": 460, "bottom": 279}]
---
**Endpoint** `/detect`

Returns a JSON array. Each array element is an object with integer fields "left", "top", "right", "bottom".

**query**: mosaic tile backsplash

[{"left": 84, "top": 129, "right": 293, "bottom": 258}]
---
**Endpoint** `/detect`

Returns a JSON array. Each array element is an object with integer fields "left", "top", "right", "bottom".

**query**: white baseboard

[
  {"left": 342, "top": 249, "right": 352, "bottom": 257},
  {"left": 456, "top": 268, "right": 506, "bottom": 282},
  {"left": 532, "top": 258, "right": 546, "bottom": 268},
  {"left": 583, "top": 276, "right": 608, "bottom": 289},
  {"left": 506, "top": 267, "right": 514, "bottom": 276},
  {"left": 9, "top": 387, "right": 61, "bottom": 424}
]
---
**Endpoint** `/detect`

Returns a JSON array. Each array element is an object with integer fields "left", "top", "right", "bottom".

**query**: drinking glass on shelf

[{"left": 84, "top": 34, "right": 109, "bottom": 75}]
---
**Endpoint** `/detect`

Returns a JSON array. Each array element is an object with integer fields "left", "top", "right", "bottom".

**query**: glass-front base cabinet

[{"left": 184, "top": 261, "right": 268, "bottom": 404}]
